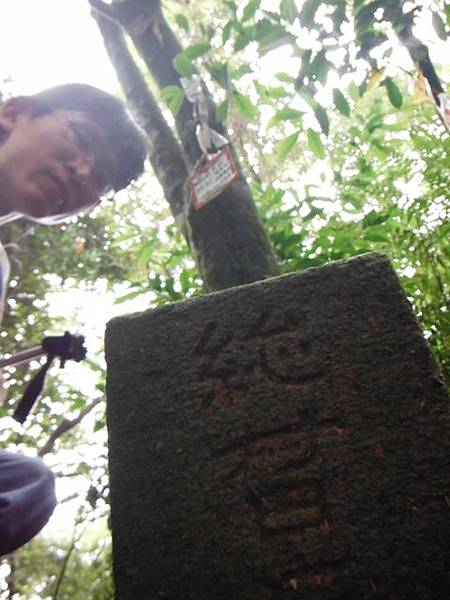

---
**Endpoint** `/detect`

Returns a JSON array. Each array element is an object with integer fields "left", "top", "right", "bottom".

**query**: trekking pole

[
  {"left": 0, "top": 332, "right": 87, "bottom": 423},
  {"left": 0, "top": 345, "right": 47, "bottom": 368}
]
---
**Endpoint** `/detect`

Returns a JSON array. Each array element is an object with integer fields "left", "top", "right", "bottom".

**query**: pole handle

[{"left": 0, "top": 346, "right": 45, "bottom": 369}]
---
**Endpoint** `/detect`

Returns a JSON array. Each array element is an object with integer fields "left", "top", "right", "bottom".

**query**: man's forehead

[{"left": 61, "top": 109, "right": 104, "bottom": 135}]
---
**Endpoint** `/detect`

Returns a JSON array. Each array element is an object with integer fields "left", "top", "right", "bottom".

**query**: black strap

[
  {"left": 13, "top": 355, "right": 55, "bottom": 424},
  {"left": 12, "top": 332, "right": 86, "bottom": 424}
]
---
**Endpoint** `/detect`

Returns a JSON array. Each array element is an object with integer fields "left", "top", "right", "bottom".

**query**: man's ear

[{"left": 0, "top": 97, "right": 33, "bottom": 133}]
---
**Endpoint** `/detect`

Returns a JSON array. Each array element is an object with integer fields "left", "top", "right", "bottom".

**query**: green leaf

[
  {"left": 110, "top": 232, "right": 140, "bottom": 246},
  {"left": 363, "top": 210, "right": 392, "bottom": 228},
  {"left": 258, "top": 25, "right": 295, "bottom": 55},
  {"left": 79, "top": 462, "right": 90, "bottom": 476},
  {"left": 94, "top": 419, "right": 106, "bottom": 432},
  {"left": 216, "top": 99, "right": 229, "bottom": 123},
  {"left": 366, "top": 112, "right": 384, "bottom": 133},
  {"left": 267, "top": 86, "right": 289, "bottom": 99},
  {"left": 280, "top": 0, "right": 298, "bottom": 23},
  {"left": 206, "top": 61, "right": 230, "bottom": 89},
  {"left": 304, "top": 206, "right": 325, "bottom": 221},
  {"left": 354, "top": 0, "right": 384, "bottom": 29},
  {"left": 350, "top": 176, "right": 371, "bottom": 189},
  {"left": 182, "top": 42, "right": 211, "bottom": 61},
  {"left": 314, "top": 104, "right": 330, "bottom": 136},
  {"left": 382, "top": 77, "right": 403, "bottom": 109},
  {"left": 232, "top": 90, "right": 257, "bottom": 120},
  {"left": 333, "top": 88, "right": 351, "bottom": 117},
  {"left": 276, "top": 132, "right": 300, "bottom": 160},
  {"left": 225, "top": 0, "right": 238, "bottom": 15},
  {"left": 173, "top": 43, "right": 211, "bottom": 77},
  {"left": 70, "top": 395, "right": 86, "bottom": 411},
  {"left": 172, "top": 53, "right": 195, "bottom": 77},
  {"left": 343, "top": 194, "right": 364, "bottom": 210},
  {"left": 174, "top": 14, "right": 190, "bottom": 32},
  {"left": 241, "top": 0, "right": 260, "bottom": 22},
  {"left": 331, "top": 0, "right": 347, "bottom": 31},
  {"left": 307, "top": 128, "right": 326, "bottom": 159},
  {"left": 160, "top": 85, "right": 179, "bottom": 102},
  {"left": 254, "top": 81, "right": 288, "bottom": 102},
  {"left": 222, "top": 20, "right": 234, "bottom": 43},
  {"left": 358, "top": 78, "right": 368, "bottom": 97},
  {"left": 432, "top": 11, "right": 447, "bottom": 40},
  {"left": 275, "top": 72, "right": 296, "bottom": 84},
  {"left": 308, "top": 51, "right": 331, "bottom": 85},
  {"left": 234, "top": 26, "right": 256, "bottom": 51},
  {"left": 297, "top": 86, "right": 316, "bottom": 108},
  {"left": 114, "top": 289, "right": 147, "bottom": 305},
  {"left": 348, "top": 82, "right": 360, "bottom": 101},
  {"left": 254, "top": 81, "right": 271, "bottom": 103},
  {"left": 230, "top": 63, "right": 253, "bottom": 79},
  {"left": 137, "top": 240, "right": 155, "bottom": 268},
  {"left": 160, "top": 85, "right": 185, "bottom": 116},
  {"left": 364, "top": 230, "right": 390, "bottom": 243},
  {"left": 268, "top": 107, "right": 304, "bottom": 128},
  {"left": 258, "top": 10, "right": 281, "bottom": 23},
  {"left": 299, "top": 0, "right": 321, "bottom": 26},
  {"left": 371, "top": 138, "right": 388, "bottom": 158},
  {"left": 200, "top": 23, "right": 215, "bottom": 41}
]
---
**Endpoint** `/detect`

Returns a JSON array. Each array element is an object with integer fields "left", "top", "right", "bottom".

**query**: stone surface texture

[{"left": 105, "top": 253, "right": 449, "bottom": 600}]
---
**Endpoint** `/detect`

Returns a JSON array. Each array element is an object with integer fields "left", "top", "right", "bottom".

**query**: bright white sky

[{"left": 0, "top": 0, "right": 118, "bottom": 96}]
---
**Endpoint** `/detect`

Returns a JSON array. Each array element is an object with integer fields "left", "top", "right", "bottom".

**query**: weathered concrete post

[{"left": 105, "top": 254, "right": 449, "bottom": 599}]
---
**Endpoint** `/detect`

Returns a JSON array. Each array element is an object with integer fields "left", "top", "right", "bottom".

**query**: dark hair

[{"left": 29, "top": 83, "right": 147, "bottom": 192}]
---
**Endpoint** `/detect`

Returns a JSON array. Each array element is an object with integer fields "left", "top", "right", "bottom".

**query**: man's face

[{"left": 0, "top": 98, "right": 115, "bottom": 224}]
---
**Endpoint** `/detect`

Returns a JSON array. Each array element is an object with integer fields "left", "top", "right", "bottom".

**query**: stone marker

[{"left": 105, "top": 253, "right": 449, "bottom": 600}]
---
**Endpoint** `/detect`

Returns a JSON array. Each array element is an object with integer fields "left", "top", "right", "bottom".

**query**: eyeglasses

[{"left": 66, "top": 115, "right": 116, "bottom": 197}]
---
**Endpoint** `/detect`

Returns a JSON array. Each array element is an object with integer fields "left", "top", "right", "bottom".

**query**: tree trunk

[
  {"left": 92, "top": 13, "right": 188, "bottom": 229},
  {"left": 90, "top": 0, "right": 278, "bottom": 291}
]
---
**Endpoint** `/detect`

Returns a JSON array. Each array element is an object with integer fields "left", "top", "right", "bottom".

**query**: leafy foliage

[
  {"left": 165, "top": 0, "right": 448, "bottom": 385},
  {"left": 1, "top": 520, "right": 114, "bottom": 599},
  {"left": 1, "top": 0, "right": 448, "bottom": 597},
  {"left": 257, "top": 94, "right": 450, "bottom": 381}
]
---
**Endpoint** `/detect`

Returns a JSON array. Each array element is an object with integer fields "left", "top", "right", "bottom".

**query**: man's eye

[{"left": 70, "top": 125, "right": 92, "bottom": 153}]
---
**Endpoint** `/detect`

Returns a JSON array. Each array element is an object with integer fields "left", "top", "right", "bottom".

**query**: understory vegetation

[{"left": 0, "top": 0, "right": 448, "bottom": 597}]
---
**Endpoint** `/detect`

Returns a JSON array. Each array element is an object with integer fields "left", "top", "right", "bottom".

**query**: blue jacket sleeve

[{"left": 0, "top": 451, "right": 57, "bottom": 555}]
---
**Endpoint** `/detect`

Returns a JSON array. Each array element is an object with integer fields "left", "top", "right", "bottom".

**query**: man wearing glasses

[{"left": 0, "top": 83, "right": 146, "bottom": 555}]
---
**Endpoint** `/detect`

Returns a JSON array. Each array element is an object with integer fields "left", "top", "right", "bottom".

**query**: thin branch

[
  {"left": 425, "top": 242, "right": 450, "bottom": 314},
  {"left": 38, "top": 397, "right": 104, "bottom": 457},
  {"left": 111, "top": 2, "right": 243, "bottom": 171},
  {"left": 234, "top": 126, "right": 262, "bottom": 186},
  {"left": 51, "top": 538, "right": 76, "bottom": 600},
  {"left": 95, "top": 0, "right": 206, "bottom": 167},
  {"left": 87, "top": 0, "right": 117, "bottom": 23},
  {"left": 89, "top": 0, "right": 161, "bottom": 35},
  {"left": 51, "top": 517, "right": 85, "bottom": 600},
  {"left": 89, "top": 0, "right": 278, "bottom": 289},
  {"left": 385, "top": 6, "right": 445, "bottom": 105},
  {"left": 91, "top": 9, "right": 189, "bottom": 225},
  {"left": 59, "top": 492, "right": 80, "bottom": 505},
  {"left": 398, "top": 30, "right": 444, "bottom": 105},
  {"left": 6, "top": 554, "right": 17, "bottom": 600}
]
